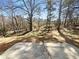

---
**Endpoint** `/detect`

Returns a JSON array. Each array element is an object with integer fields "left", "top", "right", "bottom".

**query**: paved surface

[{"left": 0, "top": 42, "right": 79, "bottom": 59}]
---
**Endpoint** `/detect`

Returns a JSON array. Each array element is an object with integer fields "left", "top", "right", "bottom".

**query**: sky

[{"left": 0, "top": 0, "right": 59, "bottom": 20}]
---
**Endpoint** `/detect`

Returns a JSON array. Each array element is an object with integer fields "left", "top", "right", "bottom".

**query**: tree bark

[
  {"left": 57, "top": 0, "right": 62, "bottom": 31},
  {"left": 29, "top": 15, "right": 32, "bottom": 31}
]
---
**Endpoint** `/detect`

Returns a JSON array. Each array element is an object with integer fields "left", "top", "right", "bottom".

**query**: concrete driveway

[{"left": 0, "top": 42, "right": 79, "bottom": 59}]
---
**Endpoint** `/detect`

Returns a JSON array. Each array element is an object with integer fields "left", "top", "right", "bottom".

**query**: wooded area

[
  {"left": 0, "top": 0, "right": 79, "bottom": 35},
  {"left": 0, "top": 0, "right": 79, "bottom": 58}
]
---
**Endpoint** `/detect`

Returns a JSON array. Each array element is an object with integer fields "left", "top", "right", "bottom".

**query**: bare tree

[
  {"left": 43, "top": 0, "right": 54, "bottom": 32},
  {"left": 63, "top": 0, "right": 76, "bottom": 27},
  {"left": 0, "top": 3, "right": 6, "bottom": 36},
  {"left": 16, "top": 0, "right": 42, "bottom": 31},
  {"left": 6, "top": 0, "right": 16, "bottom": 32},
  {"left": 57, "top": 0, "right": 62, "bottom": 31}
]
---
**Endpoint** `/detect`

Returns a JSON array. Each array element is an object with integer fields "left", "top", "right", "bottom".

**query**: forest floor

[{"left": 0, "top": 28, "right": 79, "bottom": 54}]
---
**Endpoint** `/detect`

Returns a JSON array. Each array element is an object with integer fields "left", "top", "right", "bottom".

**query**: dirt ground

[{"left": 0, "top": 28, "right": 79, "bottom": 54}]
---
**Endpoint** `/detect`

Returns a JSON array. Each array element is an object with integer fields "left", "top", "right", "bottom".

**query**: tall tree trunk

[
  {"left": 57, "top": 0, "right": 62, "bottom": 31},
  {"left": 12, "top": 13, "right": 15, "bottom": 33},
  {"left": 2, "top": 15, "right": 6, "bottom": 36},
  {"left": 46, "top": 0, "right": 52, "bottom": 32},
  {"left": 29, "top": 16, "right": 32, "bottom": 31},
  {"left": 14, "top": 17, "right": 19, "bottom": 30},
  {"left": 64, "top": 5, "right": 69, "bottom": 27}
]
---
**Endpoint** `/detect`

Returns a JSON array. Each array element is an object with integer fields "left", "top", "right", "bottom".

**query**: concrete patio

[{"left": 0, "top": 42, "right": 79, "bottom": 59}]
